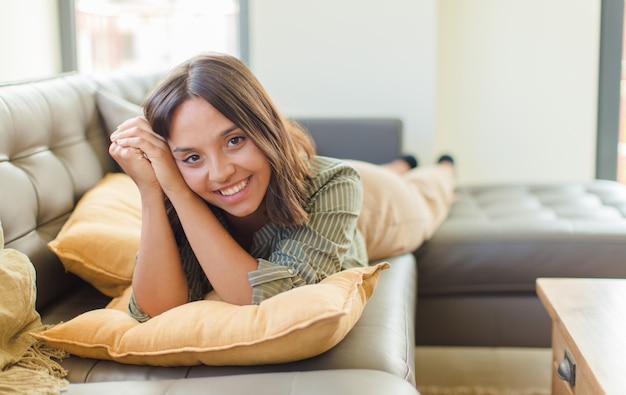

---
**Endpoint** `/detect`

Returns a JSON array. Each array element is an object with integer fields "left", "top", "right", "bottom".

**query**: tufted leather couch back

[
  {"left": 0, "top": 72, "right": 161, "bottom": 311},
  {"left": 1, "top": 74, "right": 115, "bottom": 310}
]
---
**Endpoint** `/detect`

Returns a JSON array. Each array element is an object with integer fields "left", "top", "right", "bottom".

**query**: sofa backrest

[
  {"left": 295, "top": 118, "right": 402, "bottom": 164},
  {"left": 0, "top": 73, "right": 118, "bottom": 309},
  {"left": 93, "top": 71, "right": 165, "bottom": 106}
]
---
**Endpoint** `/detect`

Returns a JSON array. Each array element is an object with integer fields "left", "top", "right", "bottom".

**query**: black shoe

[
  {"left": 400, "top": 155, "right": 419, "bottom": 169},
  {"left": 437, "top": 154, "right": 455, "bottom": 165}
]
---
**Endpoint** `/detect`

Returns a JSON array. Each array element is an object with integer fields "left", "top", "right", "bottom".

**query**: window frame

[
  {"left": 57, "top": 0, "right": 249, "bottom": 72},
  {"left": 596, "top": 0, "right": 624, "bottom": 181}
]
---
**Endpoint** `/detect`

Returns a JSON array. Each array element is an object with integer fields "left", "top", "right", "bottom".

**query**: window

[{"left": 73, "top": 0, "right": 243, "bottom": 74}]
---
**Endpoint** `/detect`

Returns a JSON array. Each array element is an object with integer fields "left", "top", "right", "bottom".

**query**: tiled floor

[{"left": 415, "top": 347, "right": 552, "bottom": 391}]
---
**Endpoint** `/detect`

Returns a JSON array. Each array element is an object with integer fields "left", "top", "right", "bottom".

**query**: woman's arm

[
  {"left": 164, "top": 187, "right": 257, "bottom": 305},
  {"left": 109, "top": 117, "right": 189, "bottom": 318},
  {"left": 110, "top": 117, "right": 257, "bottom": 316},
  {"left": 247, "top": 159, "right": 366, "bottom": 303},
  {"left": 131, "top": 186, "right": 189, "bottom": 317}
]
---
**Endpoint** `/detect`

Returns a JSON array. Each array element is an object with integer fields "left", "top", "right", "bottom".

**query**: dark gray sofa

[{"left": 414, "top": 180, "right": 626, "bottom": 347}]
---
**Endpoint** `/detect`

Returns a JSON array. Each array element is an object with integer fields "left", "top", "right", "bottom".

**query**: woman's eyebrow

[
  {"left": 171, "top": 125, "right": 239, "bottom": 153},
  {"left": 219, "top": 125, "right": 239, "bottom": 136}
]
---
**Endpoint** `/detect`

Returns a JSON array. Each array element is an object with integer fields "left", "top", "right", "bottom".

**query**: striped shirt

[{"left": 129, "top": 156, "right": 367, "bottom": 321}]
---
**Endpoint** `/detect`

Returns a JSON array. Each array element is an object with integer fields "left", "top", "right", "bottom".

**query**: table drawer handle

[{"left": 557, "top": 349, "right": 576, "bottom": 385}]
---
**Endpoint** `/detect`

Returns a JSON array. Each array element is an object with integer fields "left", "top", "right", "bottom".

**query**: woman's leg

[
  {"left": 382, "top": 155, "right": 418, "bottom": 174},
  {"left": 400, "top": 158, "right": 455, "bottom": 240},
  {"left": 346, "top": 156, "right": 455, "bottom": 260}
]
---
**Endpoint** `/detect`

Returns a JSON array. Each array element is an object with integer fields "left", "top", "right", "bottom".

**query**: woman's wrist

[{"left": 139, "top": 183, "right": 165, "bottom": 205}]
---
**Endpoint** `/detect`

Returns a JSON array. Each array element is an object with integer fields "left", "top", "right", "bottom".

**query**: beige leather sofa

[{"left": 0, "top": 73, "right": 418, "bottom": 394}]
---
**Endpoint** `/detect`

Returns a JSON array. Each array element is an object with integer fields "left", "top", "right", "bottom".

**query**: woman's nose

[{"left": 207, "top": 154, "right": 235, "bottom": 183}]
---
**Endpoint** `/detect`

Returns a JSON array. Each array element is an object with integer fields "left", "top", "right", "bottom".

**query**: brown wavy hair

[{"left": 143, "top": 53, "right": 315, "bottom": 226}]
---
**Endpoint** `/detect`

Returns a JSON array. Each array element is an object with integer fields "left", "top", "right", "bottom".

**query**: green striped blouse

[{"left": 129, "top": 156, "right": 367, "bottom": 321}]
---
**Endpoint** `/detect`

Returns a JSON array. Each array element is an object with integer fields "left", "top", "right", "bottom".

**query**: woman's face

[{"left": 168, "top": 96, "right": 271, "bottom": 222}]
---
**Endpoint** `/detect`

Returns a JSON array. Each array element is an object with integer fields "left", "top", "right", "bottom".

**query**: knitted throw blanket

[{"left": 0, "top": 226, "right": 69, "bottom": 394}]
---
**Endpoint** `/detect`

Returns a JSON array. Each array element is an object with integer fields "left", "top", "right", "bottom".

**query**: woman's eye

[
  {"left": 183, "top": 154, "right": 201, "bottom": 163},
  {"left": 227, "top": 136, "right": 245, "bottom": 147}
]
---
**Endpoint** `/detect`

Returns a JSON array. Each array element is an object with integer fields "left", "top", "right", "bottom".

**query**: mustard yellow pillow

[
  {"left": 48, "top": 173, "right": 141, "bottom": 297},
  {"left": 32, "top": 263, "right": 389, "bottom": 366}
]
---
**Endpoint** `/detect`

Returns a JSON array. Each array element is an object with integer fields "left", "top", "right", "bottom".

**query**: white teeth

[{"left": 219, "top": 178, "right": 249, "bottom": 196}]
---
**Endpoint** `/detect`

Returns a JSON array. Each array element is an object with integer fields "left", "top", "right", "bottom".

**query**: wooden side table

[{"left": 537, "top": 278, "right": 626, "bottom": 395}]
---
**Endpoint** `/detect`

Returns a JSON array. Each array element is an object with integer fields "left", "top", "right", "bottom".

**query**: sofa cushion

[
  {"left": 96, "top": 89, "right": 143, "bottom": 135},
  {"left": 33, "top": 263, "right": 388, "bottom": 366},
  {"left": 48, "top": 173, "right": 141, "bottom": 297},
  {"left": 415, "top": 180, "right": 626, "bottom": 296},
  {"left": 94, "top": 72, "right": 164, "bottom": 107}
]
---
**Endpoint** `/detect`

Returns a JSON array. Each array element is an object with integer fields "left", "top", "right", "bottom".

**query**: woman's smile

[{"left": 217, "top": 176, "right": 250, "bottom": 197}]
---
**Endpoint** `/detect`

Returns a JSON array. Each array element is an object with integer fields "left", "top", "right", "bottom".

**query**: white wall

[
  {"left": 0, "top": 1, "right": 61, "bottom": 82},
  {"left": 0, "top": 1, "right": 603, "bottom": 185},
  {"left": 250, "top": 0, "right": 602, "bottom": 185},
  {"left": 436, "top": 0, "right": 601, "bottom": 185},
  {"left": 248, "top": 0, "right": 438, "bottom": 164}
]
